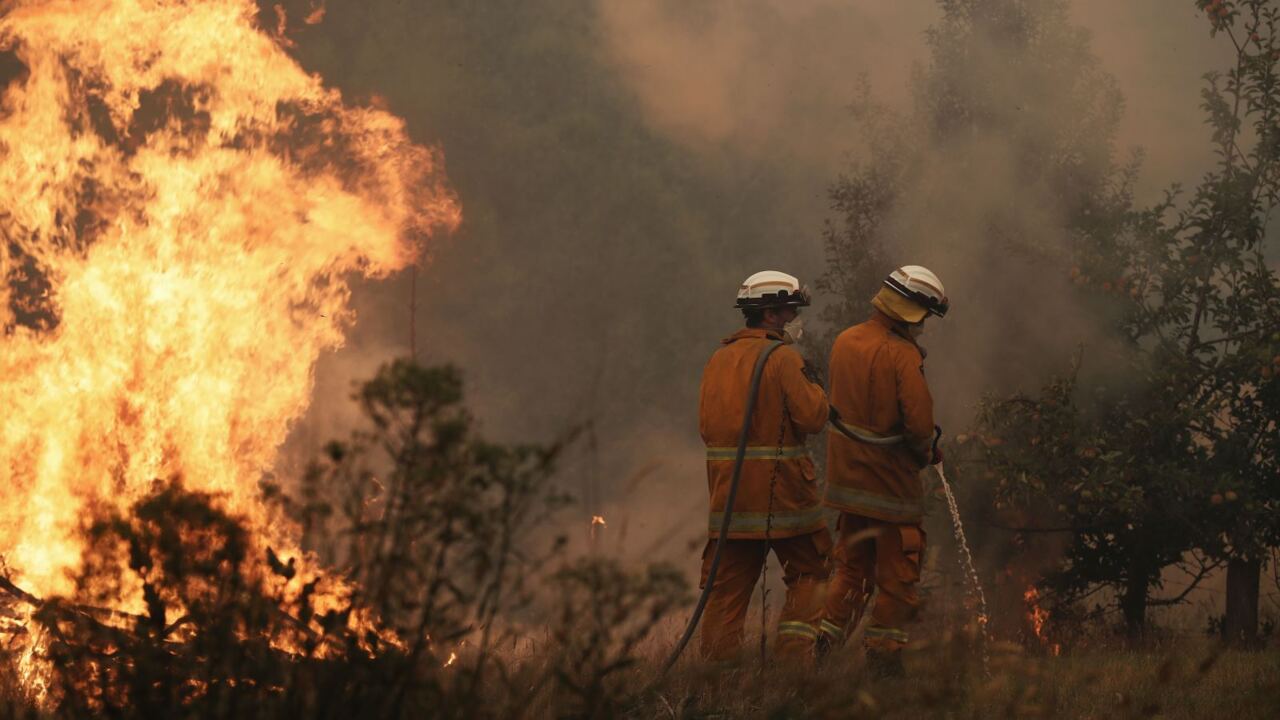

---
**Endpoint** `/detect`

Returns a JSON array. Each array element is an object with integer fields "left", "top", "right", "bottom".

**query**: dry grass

[{"left": 586, "top": 632, "right": 1280, "bottom": 719}]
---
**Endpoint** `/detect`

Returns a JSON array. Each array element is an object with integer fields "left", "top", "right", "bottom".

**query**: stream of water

[{"left": 935, "top": 463, "right": 991, "bottom": 676}]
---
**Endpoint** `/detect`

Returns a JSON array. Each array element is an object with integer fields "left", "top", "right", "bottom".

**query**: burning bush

[
  {"left": 34, "top": 481, "right": 311, "bottom": 716},
  {"left": 0, "top": 359, "right": 592, "bottom": 717}
]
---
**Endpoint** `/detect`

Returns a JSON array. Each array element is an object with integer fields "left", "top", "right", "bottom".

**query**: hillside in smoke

[{"left": 270, "top": 0, "right": 1249, "bottom": 562}]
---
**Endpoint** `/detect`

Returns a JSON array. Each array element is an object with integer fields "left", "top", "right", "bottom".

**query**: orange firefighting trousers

[
  {"left": 820, "top": 513, "right": 925, "bottom": 651},
  {"left": 699, "top": 530, "right": 831, "bottom": 661}
]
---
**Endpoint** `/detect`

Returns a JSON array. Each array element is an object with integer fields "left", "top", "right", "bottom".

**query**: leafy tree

[
  {"left": 1147, "top": 0, "right": 1280, "bottom": 643},
  {"left": 975, "top": 0, "right": 1280, "bottom": 639}
]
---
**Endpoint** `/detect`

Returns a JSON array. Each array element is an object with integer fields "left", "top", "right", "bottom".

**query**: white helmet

[
  {"left": 884, "top": 265, "right": 949, "bottom": 318},
  {"left": 735, "top": 270, "right": 811, "bottom": 309}
]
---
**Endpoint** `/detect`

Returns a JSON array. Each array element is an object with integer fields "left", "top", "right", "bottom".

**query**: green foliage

[
  {"left": 969, "top": 365, "right": 1218, "bottom": 629},
  {"left": 307, "top": 359, "right": 569, "bottom": 646}
]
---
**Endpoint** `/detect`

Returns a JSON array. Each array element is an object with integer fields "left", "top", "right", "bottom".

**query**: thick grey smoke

[
  {"left": 594, "top": 0, "right": 923, "bottom": 166},
  {"left": 597, "top": 0, "right": 1230, "bottom": 199},
  {"left": 274, "top": 1, "right": 1241, "bottom": 590}
]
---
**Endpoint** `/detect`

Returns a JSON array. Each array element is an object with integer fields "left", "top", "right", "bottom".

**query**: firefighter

[
  {"left": 697, "top": 270, "right": 831, "bottom": 661},
  {"left": 816, "top": 265, "right": 948, "bottom": 676}
]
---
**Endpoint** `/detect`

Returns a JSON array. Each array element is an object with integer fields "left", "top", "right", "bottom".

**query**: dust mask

[{"left": 783, "top": 318, "right": 804, "bottom": 344}]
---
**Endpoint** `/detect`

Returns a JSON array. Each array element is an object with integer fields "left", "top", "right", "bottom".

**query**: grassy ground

[
  {"left": 2, "top": 620, "right": 1275, "bottom": 718},
  {"left": 599, "top": 634, "right": 1280, "bottom": 719}
]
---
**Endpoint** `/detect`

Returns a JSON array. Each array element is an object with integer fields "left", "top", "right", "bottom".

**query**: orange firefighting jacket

[
  {"left": 699, "top": 327, "right": 829, "bottom": 539},
  {"left": 824, "top": 311, "right": 935, "bottom": 524}
]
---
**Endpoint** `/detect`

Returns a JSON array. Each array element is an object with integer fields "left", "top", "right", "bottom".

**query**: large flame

[{"left": 0, "top": 0, "right": 458, "bottom": 612}]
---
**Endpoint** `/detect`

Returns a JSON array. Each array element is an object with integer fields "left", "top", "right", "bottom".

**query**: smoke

[
  {"left": 597, "top": 0, "right": 1231, "bottom": 199},
  {"left": 593, "top": 0, "right": 924, "bottom": 167},
  {"left": 591, "top": 0, "right": 1241, "bottom": 416},
  {"left": 268, "top": 1, "right": 1240, "bottom": 575},
  {"left": 1070, "top": 0, "right": 1234, "bottom": 195}
]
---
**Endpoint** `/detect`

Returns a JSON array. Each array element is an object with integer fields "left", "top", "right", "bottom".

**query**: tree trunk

[
  {"left": 1120, "top": 570, "right": 1148, "bottom": 637},
  {"left": 1223, "top": 556, "right": 1261, "bottom": 648}
]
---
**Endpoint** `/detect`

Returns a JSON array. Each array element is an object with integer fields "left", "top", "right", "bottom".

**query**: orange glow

[
  {"left": 591, "top": 515, "right": 607, "bottom": 527},
  {"left": 0, "top": 0, "right": 459, "bottom": 695},
  {"left": 443, "top": 651, "right": 457, "bottom": 668}
]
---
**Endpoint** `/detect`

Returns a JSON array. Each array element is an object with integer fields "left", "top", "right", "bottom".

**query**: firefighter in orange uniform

[
  {"left": 817, "top": 265, "right": 949, "bottom": 676},
  {"left": 698, "top": 271, "right": 831, "bottom": 661}
]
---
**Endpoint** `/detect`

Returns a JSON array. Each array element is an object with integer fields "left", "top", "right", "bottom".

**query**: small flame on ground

[
  {"left": 1023, "top": 586, "right": 1062, "bottom": 655},
  {"left": 589, "top": 514, "right": 606, "bottom": 543},
  {"left": 443, "top": 652, "right": 457, "bottom": 668}
]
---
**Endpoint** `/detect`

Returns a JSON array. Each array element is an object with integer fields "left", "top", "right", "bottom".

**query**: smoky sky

[{"left": 272, "top": 0, "right": 1247, "bottom": 562}]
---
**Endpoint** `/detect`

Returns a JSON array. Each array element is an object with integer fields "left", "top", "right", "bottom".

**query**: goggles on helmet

[{"left": 884, "top": 276, "right": 949, "bottom": 318}]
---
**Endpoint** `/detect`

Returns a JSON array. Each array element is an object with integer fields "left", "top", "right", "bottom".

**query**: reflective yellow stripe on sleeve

[{"left": 706, "top": 445, "right": 807, "bottom": 461}]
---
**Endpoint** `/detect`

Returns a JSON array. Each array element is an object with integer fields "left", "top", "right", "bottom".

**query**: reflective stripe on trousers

[
  {"left": 777, "top": 620, "right": 819, "bottom": 641},
  {"left": 864, "top": 624, "right": 909, "bottom": 644},
  {"left": 706, "top": 445, "right": 808, "bottom": 461}
]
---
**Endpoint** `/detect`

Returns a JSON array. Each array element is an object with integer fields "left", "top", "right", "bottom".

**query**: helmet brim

[{"left": 734, "top": 286, "right": 812, "bottom": 309}]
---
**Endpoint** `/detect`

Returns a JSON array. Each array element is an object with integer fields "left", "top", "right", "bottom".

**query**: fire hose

[
  {"left": 660, "top": 339, "right": 783, "bottom": 675},
  {"left": 831, "top": 409, "right": 944, "bottom": 465},
  {"left": 828, "top": 408, "right": 904, "bottom": 446}
]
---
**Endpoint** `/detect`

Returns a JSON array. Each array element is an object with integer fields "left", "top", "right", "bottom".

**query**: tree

[
  {"left": 976, "top": 0, "right": 1280, "bottom": 638},
  {"left": 1174, "top": 0, "right": 1280, "bottom": 645}
]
